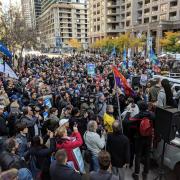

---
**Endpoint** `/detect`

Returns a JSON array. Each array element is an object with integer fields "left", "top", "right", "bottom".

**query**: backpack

[
  {"left": 139, "top": 117, "right": 153, "bottom": 137},
  {"left": 129, "top": 117, "right": 153, "bottom": 137}
]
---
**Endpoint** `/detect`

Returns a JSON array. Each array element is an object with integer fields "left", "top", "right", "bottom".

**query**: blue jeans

[{"left": 90, "top": 155, "right": 99, "bottom": 172}]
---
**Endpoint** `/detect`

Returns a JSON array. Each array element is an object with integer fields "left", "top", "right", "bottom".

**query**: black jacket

[
  {"left": 0, "top": 151, "right": 26, "bottom": 171},
  {"left": 123, "top": 111, "right": 155, "bottom": 140},
  {"left": 50, "top": 162, "right": 82, "bottom": 180},
  {"left": 107, "top": 132, "right": 130, "bottom": 168},
  {"left": 27, "top": 138, "right": 56, "bottom": 180},
  {"left": 0, "top": 116, "right": 8, "bottom": 136}
]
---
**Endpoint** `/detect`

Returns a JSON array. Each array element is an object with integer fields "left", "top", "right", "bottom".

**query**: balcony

[
  {"left": 107, "top": 2, "right": 119, "bottom": 7},
  {"left": 169, "top": 16, "right": 177, "bottom": 21}
]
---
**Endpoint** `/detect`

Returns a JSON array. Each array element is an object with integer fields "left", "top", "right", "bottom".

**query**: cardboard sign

[{"left": 140, "top": 74, "right": 148, "bottom": 86}]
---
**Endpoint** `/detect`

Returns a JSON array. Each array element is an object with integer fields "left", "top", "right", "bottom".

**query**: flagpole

[{"left": 112, "top": 61, "right": 123, "bottom": 133}]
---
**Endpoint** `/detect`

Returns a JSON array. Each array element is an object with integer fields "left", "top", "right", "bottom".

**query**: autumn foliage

[{"left": 160, "top": 32, "right": 180, "bottom": 53}]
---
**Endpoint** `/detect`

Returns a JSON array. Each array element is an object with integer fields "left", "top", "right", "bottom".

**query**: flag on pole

[
  {"left": 112, "top": 66, "right": 134, "bottom": 96},
  {"left": 149, "top": 48, "right": 159, "bottom": 65},
  {"left": 122, "top": 48, "right": 127, "bottom": 68},
  {"left": 110, "top": 47, "right": 116, "bottom": 58},
  {"left": 149, "top": 48, "right": 160, "bottom": 73}
]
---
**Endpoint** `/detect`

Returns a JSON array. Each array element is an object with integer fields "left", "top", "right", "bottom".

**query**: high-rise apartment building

[
  {"left": 21, "top": 0, "right": 33, "bottom": 28},
  {"left": 31, "top": 0, "right": 42, "bottom": 28},
  {"left": 89, "top": 0, "right": 180, "bottom": 52},
  {"left": 38, "top": 0, "right": 88, "bottom": 50},
  {"left": 21, "top": 0, "right": 41, "bottom": 29},
  {"left": 89, "top": 0, "right": 121, "bottom": 43}
]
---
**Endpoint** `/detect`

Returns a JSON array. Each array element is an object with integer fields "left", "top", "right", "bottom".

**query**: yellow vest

[{"left": 103, "top": 113, "right": 115, "bottom": 133}]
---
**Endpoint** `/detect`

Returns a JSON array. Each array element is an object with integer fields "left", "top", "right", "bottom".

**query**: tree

[
  {"left": 160, "top": 32, "right": 180, "bottom": 53},
  {"left": 0, "top": 6, "right": 38, "bottom": 59},
  {"left": 66, "top": 38, "right": 82, "bottom": 49},
  {"left": 90, "top": 33, "right": 146, "bottom": 55}
]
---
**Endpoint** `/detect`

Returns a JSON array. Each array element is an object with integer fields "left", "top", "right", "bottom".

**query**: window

[
  {"left": 160, "top": 14, "right": 166, "bottom": 20},
  {"left": 160, "top": 4, "right": 168, "bottom": 12}
]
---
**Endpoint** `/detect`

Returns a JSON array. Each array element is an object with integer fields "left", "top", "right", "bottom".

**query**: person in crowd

[
  {"left": 20, "top": 106, "right": 36, "bottom": 140},
  {"left": 84, "top": 120, "right": 106, "bottom": 171},
  {"left": 56, "top": 125, "right": 83, "bottom": 170},
  {"left": 103, "top": 105, "right": 115, "bottom": 133},
  {"left": 107, "top": 121, "right": 130, "bottom": 180},
  {"left": 157, "top": 79, "right": 174, "bottom": 107},
  {"left": 0, "top": 138, "right": 27, "bottom": 171},
  {"left": 149, "top": 78, "right": 161, "bottom": 103},
  {"left": 0, "top": 168, "right": 18, "bottom": 180},
  {"left": 48, "top": 107, "right": 59, "bottom": 123},
  {"left": 90, "top": 150, "right": 119, "bottom": 180},
  {"left": 0, "top": 105, "right": 9, "bottom": 137},
  {"left": 50, "top": 149, "right": 82, "bottom": 180},
  {"left": 130, "top": 101, "right": 155, "bottom": 180},
  {"left": 27, "top": 131, "right": 55, "bottom": 180},
  {"left": 15, "top": 122, "right": 29, "bottom": 158},
  {"left": 95, "top": 93, "right": 107, "bottom": 119},
  {"left": 172, "top": 85, "right": 180, "bottom": 110}
]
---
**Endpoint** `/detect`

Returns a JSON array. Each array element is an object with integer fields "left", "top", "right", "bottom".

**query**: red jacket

[{"left": 56, "top": 131, "right": 83, "bottom": 170}]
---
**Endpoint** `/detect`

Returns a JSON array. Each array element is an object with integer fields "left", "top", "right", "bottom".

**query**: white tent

[{"left": 0, "top": 62, "right": 18, "bottom": 79}]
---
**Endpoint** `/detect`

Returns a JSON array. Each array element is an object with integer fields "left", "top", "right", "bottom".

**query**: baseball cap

[{"left": 59, "top": 119, "right": 69, "bottom": 127}]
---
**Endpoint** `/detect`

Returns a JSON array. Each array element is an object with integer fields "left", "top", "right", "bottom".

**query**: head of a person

[
  {"left": 49, "top": 107, "right": 58, "bottom": 116},
  {"left": 55, "top": 149, "right": 68, "bottom": 165},
  {"left": 98, "top": 151, "right": 111, "bottom": 171},
  {"left": 16, "top": 122, "right": 28, "bottom": 134},
  {"left": 98, "top": 93, "right": 105, "bottom": 103},
  {"left": 4, "top": 138, "right": 19, "bottom": 153},
  {"left": 23, "top": 106, "right": 33, "bottom": 116},
  {"left": 106, "top": 105, "right": 114, "bottom": 114},
  {"left": 56, "top": 126, "right": 67, "bottom": 138},
  {"left": 0, "top": 168, "right": 18, "bottom": 180},
  {"left": 137, "top": 101, "right": 148, "bottom": 112},
  {"left": 161, "top": 79, "right": 173, "bottom": 106},
  {"left": 71, "top": 107, "right": 80, "bottom": 117},
  {"left": 87, "top": 120, "right": 97, "bottom": 132},
  {"left": 59, "top": 119, "right": 69, "bottom": 129},
  {"left": 32, "top": 136, "right": 43, "bottom": 147},
  {"left": 112, "top": 120, "right": 122, "bottom": 134},
  {"left": 31, "top": 92, "right": 37, "bottom": 99}
]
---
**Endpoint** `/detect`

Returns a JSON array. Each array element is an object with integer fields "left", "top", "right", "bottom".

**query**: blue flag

[
  {"left": 0, "top": 42, "right": 12, "bottom": 59},
  {"left": 110, "top": 47, "right": 116, "bottom": 58},
  {"left": 149, "top": 48, "right": 159, "bottom": 65},
  {"left": 123, "top": 48, "right": 127, "bottom": 68}
]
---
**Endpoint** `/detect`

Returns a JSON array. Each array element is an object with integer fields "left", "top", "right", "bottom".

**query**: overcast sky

[{"left": 2, "top": 0, "right": 21, "bottom": 11}]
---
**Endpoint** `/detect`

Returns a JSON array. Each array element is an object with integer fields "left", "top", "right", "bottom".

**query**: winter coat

[
  {"left": 16, "top": 133, "right": 28, "bottom": 157},
  {"left": 157, "top": 88, "right": 166, "bottom": 107},
  {"left": 107, "top": 132, "right": 130, "bottom": 168},
  {"left": 50, "top": 162, "right": 82, "bottom": 180},
  {"left": 0, "top": 115, "right": 9, "bottom": 136},
  {"left": 90, "top": 170, "right": 119, "bottom": 180},
  {"left": 0, "top": 151, "right": 26, "bottom": 171},
  {"left": 56, "top": 132, "right": 83, "bottom": 170}
]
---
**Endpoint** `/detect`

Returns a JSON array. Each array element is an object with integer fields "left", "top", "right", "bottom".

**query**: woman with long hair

[{"left": 157, "top": 79, "right": 174, "bottom": 107}]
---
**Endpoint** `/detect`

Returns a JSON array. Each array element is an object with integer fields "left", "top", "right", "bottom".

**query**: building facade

[
  {"left": 31, "top": 0, "right": 42, "bottom": 28},
  {"left": 21, "top": 0, "right": 33, "bottom": 28},
  {"left": 39, "top": 0, "right": 88, "bottom": 50},
  {"left": 89, "top": 0, "right": 180, "bottom": 52}
]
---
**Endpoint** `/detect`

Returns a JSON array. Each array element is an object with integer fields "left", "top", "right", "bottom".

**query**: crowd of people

[{"left": 0, "top": 53, "right": 179, "bottom": 180}]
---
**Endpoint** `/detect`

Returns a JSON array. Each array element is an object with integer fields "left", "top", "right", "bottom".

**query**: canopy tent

[
  {"left": 0, "top": 42, "right": 12, "bottom": 59},
  {"left": 0, "top": 62, "right": 18, "bottom": 79}
]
